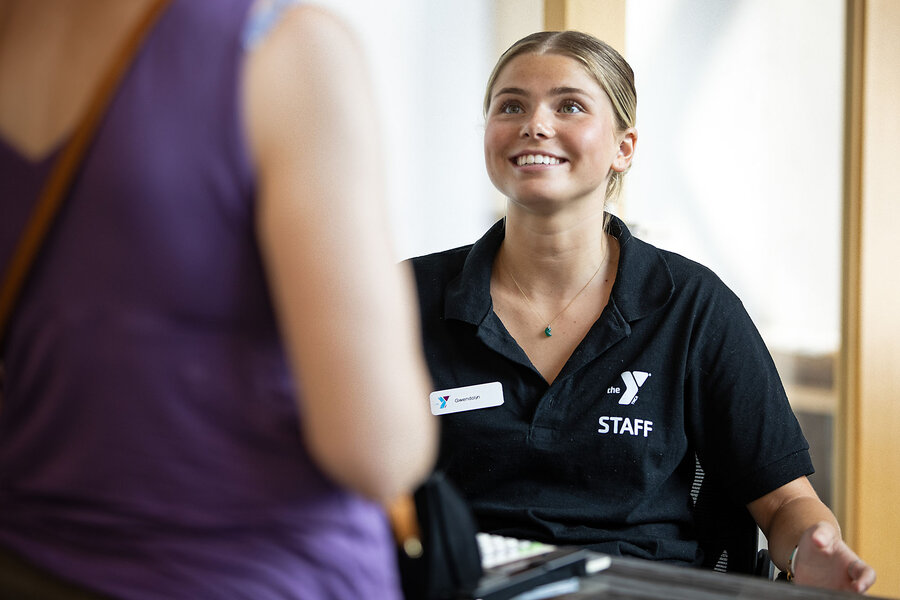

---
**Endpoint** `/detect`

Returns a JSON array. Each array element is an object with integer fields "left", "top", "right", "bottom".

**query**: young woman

[
  {"left": 0, "top": 0, "right": 435, "bottom": 597},
  {"left": 410, "top": 30, "right": 875, "bottom": 593}
]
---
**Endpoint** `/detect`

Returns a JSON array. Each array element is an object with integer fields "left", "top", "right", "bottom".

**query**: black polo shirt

[{"left": 409, "top": 215, "right": 813, "bottom": 564}]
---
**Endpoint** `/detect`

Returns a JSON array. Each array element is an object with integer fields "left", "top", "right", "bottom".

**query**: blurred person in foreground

[{"left": 0, "top": 0, "right": 436, "bottom": 598}]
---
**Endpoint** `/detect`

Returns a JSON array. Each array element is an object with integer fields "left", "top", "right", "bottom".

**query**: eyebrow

[{"left": 492, "top": 86, "right": 591, "bottom": 100}]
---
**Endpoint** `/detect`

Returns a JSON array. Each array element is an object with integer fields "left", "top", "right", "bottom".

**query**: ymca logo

[
  {"left": 606, "top": 371, "right": 651, "bottom": 405},
  {"left": 438, "top": 395, "right": 450, "bottom": 409},
  {"left": 599, "top": 370, "right": 654, "bottom": 438}
]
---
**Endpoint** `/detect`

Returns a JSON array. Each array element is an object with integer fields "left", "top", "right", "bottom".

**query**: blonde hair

[{"left": 483, "top": 31, "right": 637, "bottom": 204}]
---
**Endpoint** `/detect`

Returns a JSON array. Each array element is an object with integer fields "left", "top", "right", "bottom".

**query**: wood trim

[
  {"left": 544, "top": 0, "right": 567, "bottom": 31},
  {"left": 844, "top": 0, "right": 900, "bottom": 595},
  {"left": 839, "top": 0, "right": 865, "bottom": 547},
  {"left": 543, "top": 0, "right": 626, "bottom": 54}
]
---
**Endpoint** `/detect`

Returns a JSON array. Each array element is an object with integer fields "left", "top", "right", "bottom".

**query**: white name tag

[{"left": 430, "top": 382, "right": 504, "bottom": 416}]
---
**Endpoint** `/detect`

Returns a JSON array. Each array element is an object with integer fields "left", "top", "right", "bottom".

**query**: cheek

[
  {"left": 483, "top": 125, "right": 505, "bottom": 157},
  {"left": 574, "top": 128, "right": 618, "bottom": 169},
  {"left": 483, "top": 129, "right": 512, "bottom": 191},
  {"left": 483, "top": 127, "right": 508, "bottom": 171}
]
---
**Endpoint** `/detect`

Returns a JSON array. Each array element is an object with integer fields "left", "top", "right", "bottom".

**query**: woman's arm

[
  {"left": 243, "top": 4, "right": 437, "bottom": 504},
  {"left": 748, "top": 476, "right": 875, "bottom": 593}
]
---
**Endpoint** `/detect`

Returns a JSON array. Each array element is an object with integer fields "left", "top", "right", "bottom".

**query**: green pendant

[{"left": 544, "top": 326, "right": 552, "bottom": 337}]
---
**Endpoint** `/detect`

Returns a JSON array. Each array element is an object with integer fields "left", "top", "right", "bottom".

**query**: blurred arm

[{"left": 243, "top": 4, "right": 436, "bottom": 504}]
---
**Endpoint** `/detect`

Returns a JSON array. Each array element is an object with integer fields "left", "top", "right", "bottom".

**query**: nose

[{"left": 520, "top": 108, "right": 554, "bottom": 139}]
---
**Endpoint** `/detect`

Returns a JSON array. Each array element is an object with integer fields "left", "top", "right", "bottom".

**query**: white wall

[
  {"left": 624, "top": 0, "right": 845, "bottom": 355},
  {"left": 312, "top": 0, "right": 498, "bottom": 260}
]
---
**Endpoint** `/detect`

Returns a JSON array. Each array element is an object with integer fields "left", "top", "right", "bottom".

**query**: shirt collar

[
  {"left": 444, "top": 218, "right": 505, "bottom": 325},
  {"left": 606, "top": 214, "right": 674, "bottom": 321},
  {"left": 444, "top": 214, "right": 673, "bottom": 326}
]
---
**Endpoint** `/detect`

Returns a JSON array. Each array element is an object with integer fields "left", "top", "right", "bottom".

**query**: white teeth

[{"left": 517, "top": 154, "right": 561, "bottom": 166}]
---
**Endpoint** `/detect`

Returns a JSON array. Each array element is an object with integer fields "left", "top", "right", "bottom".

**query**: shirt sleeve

[{"left": 685, "top": 288, "right": 814, "bottom": 504}]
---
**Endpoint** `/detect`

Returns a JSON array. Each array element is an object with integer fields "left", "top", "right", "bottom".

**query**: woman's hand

[
  {"left": 792, "top": 521, "right": 876, "bottom": 594},
  {"left": 749, "top": 478, "right": 876, "bottom": 594}
]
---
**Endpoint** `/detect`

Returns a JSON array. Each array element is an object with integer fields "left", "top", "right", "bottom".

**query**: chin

[{"left": 508, "top": 193, "right": 567, "bottom": 213}]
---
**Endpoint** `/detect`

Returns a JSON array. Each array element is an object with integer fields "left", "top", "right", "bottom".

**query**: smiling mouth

[{"left": 514, "top": 154, "right": 564, "bottom": 166}]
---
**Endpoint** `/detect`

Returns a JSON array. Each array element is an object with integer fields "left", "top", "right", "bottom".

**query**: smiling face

[{"left": 484, "top": 52, "right": 633, "bottom": 214}]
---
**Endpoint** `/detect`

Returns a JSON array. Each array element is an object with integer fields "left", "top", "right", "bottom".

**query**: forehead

[{"left": 493, "top": 52, "right": 602, "bottom": 95}]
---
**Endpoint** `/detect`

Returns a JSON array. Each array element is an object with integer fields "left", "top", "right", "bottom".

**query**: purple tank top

[{"left": 0, "top": 1, "right": 400, "bottom": 598}]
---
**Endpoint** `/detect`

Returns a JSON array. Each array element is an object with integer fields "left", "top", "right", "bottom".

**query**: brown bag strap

[
  {"left": 388, "top": 493, "right": 424, "bottom": 559},
  {"left": 0, "top": 0, "right": 173, "bottom": 345}
]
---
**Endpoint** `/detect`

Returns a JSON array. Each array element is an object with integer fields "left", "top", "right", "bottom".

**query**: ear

[{"left": 611, "top": 128, "right": 637, "bottom": 172}]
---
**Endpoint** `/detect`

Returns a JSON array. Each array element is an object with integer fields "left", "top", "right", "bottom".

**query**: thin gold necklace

[{"left": 503, "top": 250, "right": 607, "bottom": 337}]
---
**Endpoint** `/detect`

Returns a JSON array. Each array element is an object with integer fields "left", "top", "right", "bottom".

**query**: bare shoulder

[
  {"left": 247, "top": 1, "right": 362, "bottom": 66},
  {"left": 242, "top": 1, "right": 371, "bottom": 167},
  {"left": 277, "top": 3, "right": 356, "bottom": 39}
]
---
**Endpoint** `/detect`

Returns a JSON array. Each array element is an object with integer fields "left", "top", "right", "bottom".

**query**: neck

[
  {"left": 500, "top": 209, "right": 612, "bottom": 296},
  {"left": 0, "top": 0, "right": 159, "bottom": 159}
]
